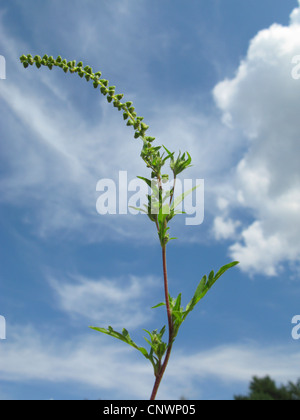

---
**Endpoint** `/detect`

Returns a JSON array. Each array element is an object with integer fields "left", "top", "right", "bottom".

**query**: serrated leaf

[{"left": 89, "top": 325, "right": 150, "bottom": 361}]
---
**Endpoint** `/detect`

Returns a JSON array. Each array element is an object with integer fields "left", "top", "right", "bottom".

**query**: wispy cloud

[
  {"left": 0, "top": 11, "right": 239, "bottom": 245},
  {"left": 2, "top": 0, "right": 300, "bottom": 277},
  {"left": 0, "top": 324, "right": 299, "bottom": 399},
  {"left": 49, "top": 273, "right": 160, "bottom": 329}
]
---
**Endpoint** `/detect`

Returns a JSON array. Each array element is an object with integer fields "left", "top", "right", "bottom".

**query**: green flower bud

[
  {"left": 141, "top": 123, "right": 149, "bottom": 131},
  {"left": 100, "top": 79, "right": 109, "bottom": 87},
  {"left": 84, "top": 65, "right": 92, "bottom": 74}
]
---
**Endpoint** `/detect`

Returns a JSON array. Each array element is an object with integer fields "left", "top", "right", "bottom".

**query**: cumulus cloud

[
  {"left": 212, "top": 2, "right": 300, "bottom": 276},
  {"left": 212, "top": 216, "right": 241, "bottom": 241}
]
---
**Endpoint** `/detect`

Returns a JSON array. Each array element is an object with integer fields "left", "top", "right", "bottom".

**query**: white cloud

[
  {"left": 212, "top": 3, "right": 300, "bottom": 276},
  {"left": 0, "top": 325, "right": 154, "bottom": 399},
  {"left": 0, "top": 324, "right": 299, "bottom": 399},
  {"left": 49, "top": 274, "right": 159, "bottom": 329},
  {"left": 212, "top": 216, "right": 240, "bottom": 241}
]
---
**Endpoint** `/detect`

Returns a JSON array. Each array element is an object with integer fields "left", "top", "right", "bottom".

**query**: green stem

[{"left": 150, "top": 244, "right": 174, "bottom": 400}]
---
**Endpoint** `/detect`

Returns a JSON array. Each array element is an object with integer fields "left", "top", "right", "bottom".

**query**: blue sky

[{"left": 0, "top": 0, "right": 300, "bottom": 400}]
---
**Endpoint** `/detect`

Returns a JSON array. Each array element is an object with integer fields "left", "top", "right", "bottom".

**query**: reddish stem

[{"left": 150, "top": 244, "right": 174, "bottom": 400}]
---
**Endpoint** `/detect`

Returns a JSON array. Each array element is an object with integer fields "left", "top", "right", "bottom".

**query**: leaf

[
  {"left": 171, "top": 184, "right": 200, "bottom": 211},
  {"left": 151, "top": 302, "right": 165, "bottom": 309},
  {"left": 136, "top": 176, "right": 152, "bottom": 188},
  {"left": 89, "top": 325, "right": 150, "bottom": 361},
  {"left": 183, "top": 261, "right": 239, "bottom": 321},
  {"left": 128, "top": 205, "right": 145, "bottom": 212},
  {"left": 214, "top": 261, "right": 240, "bottom": 282},
  {"left": 184, "top": 275, "right": 207, "bottom": 317},
  {"left": 173, "top": 293, "right": 182, "bottom": 313}
]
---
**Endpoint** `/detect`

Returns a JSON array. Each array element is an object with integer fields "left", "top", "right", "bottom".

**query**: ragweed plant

[{"left": 20, "top": 53, "right": 239, "bottom": 400}]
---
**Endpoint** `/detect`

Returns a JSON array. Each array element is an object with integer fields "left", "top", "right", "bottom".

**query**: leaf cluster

[
  {"left": 90, "top": 262, "right": 239, "bottom": 376},
  {"left": 89, "top": 325, "right": 168, "bottom": 377},
  {"left": 153, "top": 261, "right": 240, "bottom": 338}
]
